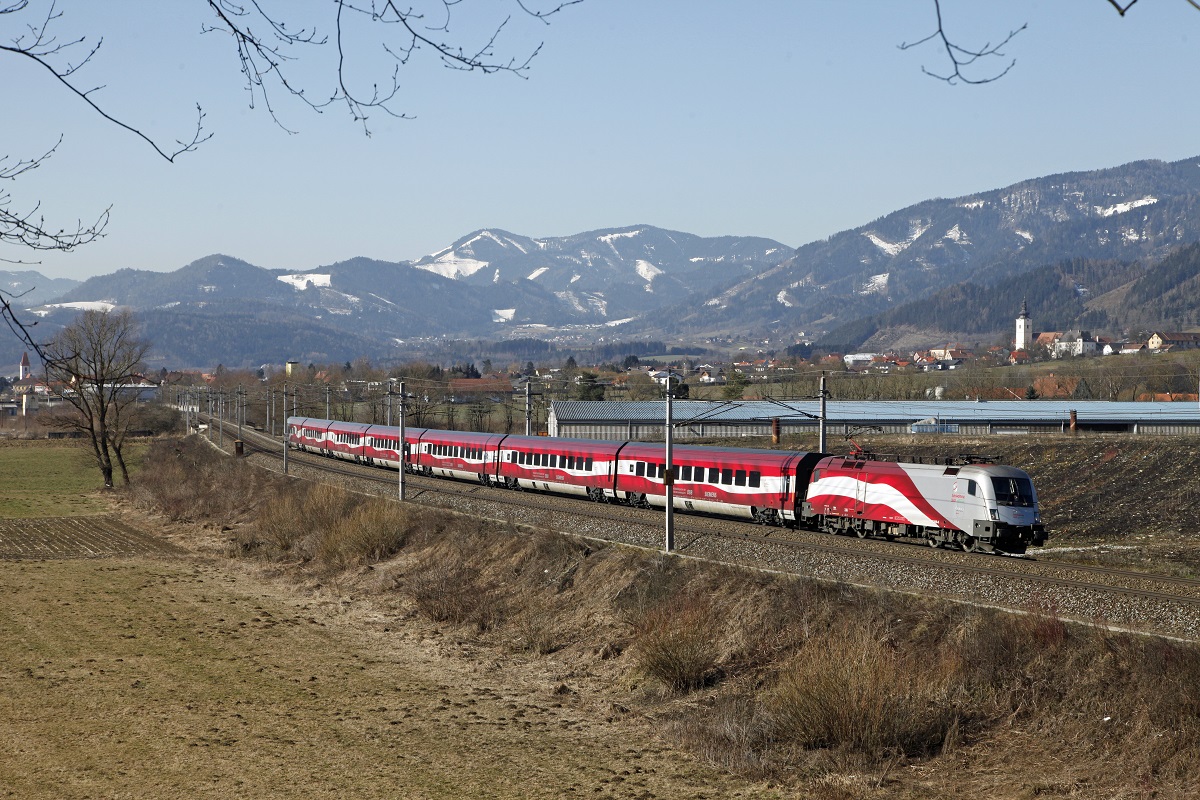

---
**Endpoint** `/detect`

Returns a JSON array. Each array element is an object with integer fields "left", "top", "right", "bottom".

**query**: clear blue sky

[{"left": 5, "top": 0, "right": 1199, "bottom": 281}]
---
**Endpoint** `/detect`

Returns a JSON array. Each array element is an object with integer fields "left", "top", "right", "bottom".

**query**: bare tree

[{"left": 42, "top": 309, "right": 151, "bottom": 488}]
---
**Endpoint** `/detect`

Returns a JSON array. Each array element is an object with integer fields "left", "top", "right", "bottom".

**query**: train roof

[{"left": 618, "top": 441, "right": 820, "bottom": 463}]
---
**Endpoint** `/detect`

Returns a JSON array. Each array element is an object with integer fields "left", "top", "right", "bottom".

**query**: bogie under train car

[{"left": 285, "top": 417, "right": 1047, "bottom": 554}]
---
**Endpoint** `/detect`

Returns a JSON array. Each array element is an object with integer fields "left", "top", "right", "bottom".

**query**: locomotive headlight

[{"left": 989, "top": 508, "right": 999, "bottom": 521}]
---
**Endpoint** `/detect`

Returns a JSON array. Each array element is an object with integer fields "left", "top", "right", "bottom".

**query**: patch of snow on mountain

[
  {"left": 1015, "top": 229, "right": 1034, "bottom": 242},
  {"left": 570, "top": 274, "right": 581, "bottom": 284},
  {"left": 526, "top": 267, "right": 550, "bottom": 281},
  {"left": 1123, "top": 228, "right": 1142, "bottom": 243},
  {"left": 599, "top": 230, "right": 642, "bottom": 243},
  {"left": 503, "top": 235, "right": 529, "bottom": 254},
  {"left": 44, "top": 300, "right": 117, "bottom": 312},
  {"left": 554, "top": 291, "right": 589, "bottom": 314},
  {"left": 278, "top": 273, "right": 332, "bottom": 290},
  {"left": 586, "top": 295, "right": 608, "bottom": 316},
  {"left": 863, "top": 232, "right": 906, "bottom": 257},
  {"left": 635, "top": 260, "right": 663, "bottom": 283},
  {"left": 535, "top": 240, "right": 547, "bottom": 249},
  {"left": 859, "top": 273, "right": 889, "bottom": 296},
  {"left": 368, "top": 293, "right": 396, "bottom": 306},
  {"left": 157, "top": 302, "right": 180, "bottom": 309},
  {"left": 458, "top": 230, "right": 515, "bottom": 254},
  {"left": 908, "top": 221, "right": 931, "bottom": 241},
  {"left": 943, "top": 225, "right": 970, "bottom": 244},
  {"left": 959, "top": 199, "right": 985, "bottom": 209},
  {"left": 604, "top": 317, "right": 634, "bottom": 327},
  {"left": 599, "top": 229, "right": 642, "bottom": 258},
  {"left": 689, "top": 257, "right": 706, "bottom": 262},
  {"left": 776, "top": 290, "right": 794, "bottom": 308},
  {"left": 420, "top": 254, "right": 489, "bottom": 279},
  {"left": 493, "top": 308, "right": 516, "bottom": 322},
  {"left": 1096, "top": 196, "right": 1158, "bottom": 217}
]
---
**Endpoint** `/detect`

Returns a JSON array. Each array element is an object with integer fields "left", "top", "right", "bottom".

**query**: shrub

[
  {"left": 632, "top": 593, "right": 718, "bottom": 694},
  {"left": 312, "top": 499, "right": 412, "bottom": 569},
  {"left": 407, "top": 560, "right": 499, "bottom": 629},
  {"left": 766, "top": 624, "right": 961, "bottom": 757}
]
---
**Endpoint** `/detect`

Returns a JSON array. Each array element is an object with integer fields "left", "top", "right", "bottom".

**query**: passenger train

[{"left": 287, "top": 416, "right": 1048, "bottom": 555}]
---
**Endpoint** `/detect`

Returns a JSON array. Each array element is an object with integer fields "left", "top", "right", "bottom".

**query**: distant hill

[
  {"left": 26, "top": 228, "right": 790, "bottom": 367},
  {"left": 1, "top": 270, "right": 79, "bottom": 307},
  {"left": 646, "top": 155, "right": 1200, "bottom": 342},
  {"left": 818, "top": 242, "right": 1200, "bottom": 353},
  {"left": 8, "top": 154, "right": 1200, "bottom": 369}
]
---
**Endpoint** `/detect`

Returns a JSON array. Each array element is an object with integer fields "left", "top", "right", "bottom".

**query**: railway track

[{"left": 213, "top": 422, "right": 1200, "bottom": 638}]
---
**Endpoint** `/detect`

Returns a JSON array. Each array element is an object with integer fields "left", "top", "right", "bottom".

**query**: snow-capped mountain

[
  {"left": 10, "top": 154, "right": 1200, "bottom": 368},
  {"left": 412, "top": 226, "right": 790, "bottom": 321},
  {"left": 657, "top": 155, "right": 1200, "bottom": 337},
  {"left": 11, "top": 228, "right": 790, "bottom": 367}
]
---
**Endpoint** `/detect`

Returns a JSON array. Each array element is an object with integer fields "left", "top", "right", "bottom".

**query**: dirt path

[{"left": 0, "top": 541, "right": 778, "bottom": 799}]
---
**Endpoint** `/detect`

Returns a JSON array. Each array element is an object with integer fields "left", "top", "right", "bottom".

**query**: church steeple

[{"left": 1014, "top": 299, "right": 1033, "bottom": 352}]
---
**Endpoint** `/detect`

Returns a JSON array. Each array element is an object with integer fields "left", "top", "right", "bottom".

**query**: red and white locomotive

[{"left": 286, "top": 417, "right": 1047, "bottom": 554}]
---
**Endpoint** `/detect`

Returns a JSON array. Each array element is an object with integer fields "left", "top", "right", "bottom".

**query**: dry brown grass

[{"left": 122, "top": 436, "right": 1200, "bottom": 797}]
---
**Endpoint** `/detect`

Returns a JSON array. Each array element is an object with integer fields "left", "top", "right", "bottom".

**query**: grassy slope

[{"left": 0, "top": 442, "right": 112, "bottom": 517}]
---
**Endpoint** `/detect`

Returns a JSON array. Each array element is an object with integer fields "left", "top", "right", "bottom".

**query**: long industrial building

[{"left": 548, "top": 400, "right": 1200, "bottom": 440}]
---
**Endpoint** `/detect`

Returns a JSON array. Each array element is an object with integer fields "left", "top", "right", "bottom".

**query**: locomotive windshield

[{"left": 991, "top": 476, "right": 1035, "bottom": 507}]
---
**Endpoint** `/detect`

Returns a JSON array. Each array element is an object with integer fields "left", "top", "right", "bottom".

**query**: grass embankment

[{"left": 116, "top": 437, "right": 1200, "bottom": 798}]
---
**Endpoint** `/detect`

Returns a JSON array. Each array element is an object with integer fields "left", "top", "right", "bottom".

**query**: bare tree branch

[
  {"left": 1, "top": 1, "right": 211, "bottom": 161},
  {"left": 905, "top": 0, "right": 1199, "bottom": 85},
  {"left": 900, "top": 0, "right": 1026, "bottom": 85},
  {"left": 1, "top": 138, "right": 110, "bottom": 257}
]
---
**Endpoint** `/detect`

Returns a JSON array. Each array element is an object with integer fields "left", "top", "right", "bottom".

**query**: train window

[
  {"left": 967, "top": 479, "right": 978, "bottom": 496},
  {"left": 943, "top": 467, "right": 960, "bottom": 476},
  {"left": 992, "top": 477, "right": 1035, "bottom": 507},
  {"left": 635, "top": 462, "right": 646, "bottom": 477},
  {"left": 735, "top": 469, "right": 747, "bottom": 487},
  {"left": 749, "top": 471, "right": 761, "bottom": 488},
  {"left": 567, "top": 455, "right": 575, "bottom": 470},
  {"left": 680, "top": 465, "right": 692, "bottom": 482},
  {"left": 709, "top": 467, "right": 720, "bottom": 483},
  {"left": 721, "top": 468, "right": 733, "bottom": 485},
  {"left": 657, "top": 463, "right": 665, "bottom": 479},
  {"left": 585, "top": 457, "right": 593, "bottom": 471}
]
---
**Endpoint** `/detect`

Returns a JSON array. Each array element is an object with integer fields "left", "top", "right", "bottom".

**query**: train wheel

[
  {"left": 927, "top": 535, "right": 941, "bottom": 549},
  {"left": 855, "top": 524, "right": 869, "bottom": 539},
  {"left": 961, "top": 535, "right": 979, "bottom": 553}
]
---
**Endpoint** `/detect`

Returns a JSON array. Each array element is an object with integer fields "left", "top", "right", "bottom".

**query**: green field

[{"left": 0, "top": 442, "right": 136, "bottom": 517}]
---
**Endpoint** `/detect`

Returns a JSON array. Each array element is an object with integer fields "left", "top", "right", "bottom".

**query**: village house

[{"left": 1148, "top": 332, "right": 1200, "bottom": 351}]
